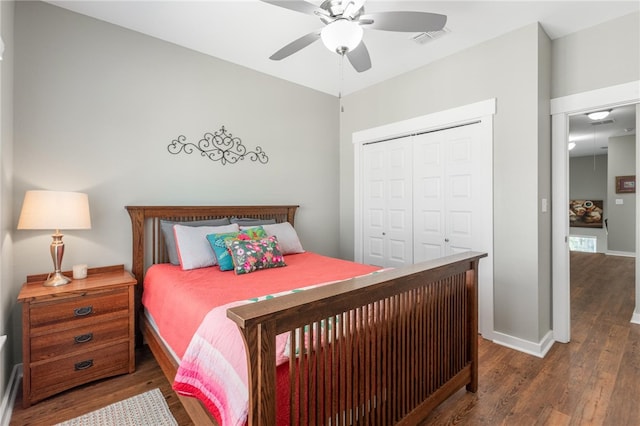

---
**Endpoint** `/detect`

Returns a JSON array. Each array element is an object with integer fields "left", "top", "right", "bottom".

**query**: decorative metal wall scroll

[{"left": 168, "top": 126, "right": 269, "bottom": 165}]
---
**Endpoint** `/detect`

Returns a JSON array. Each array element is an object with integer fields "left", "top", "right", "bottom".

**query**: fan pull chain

[
  {"left": 339, "top": 53, "right": 345, "bottom": 112},
  {"left": 593, "top": 124, "right": 596, "bottom": 171}
]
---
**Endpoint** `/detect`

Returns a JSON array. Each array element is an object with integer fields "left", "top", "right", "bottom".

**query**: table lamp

[{"left": 18, "top": 190, "right": 92, "bottom": 287}]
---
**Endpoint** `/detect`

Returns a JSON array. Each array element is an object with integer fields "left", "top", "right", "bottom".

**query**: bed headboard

[{"left": 125, "top": 205, "right": 299, "bottom": 287}]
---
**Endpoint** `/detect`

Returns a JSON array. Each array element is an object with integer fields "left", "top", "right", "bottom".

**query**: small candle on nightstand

[{"left": 72, "top": 264, "right": 88, "bottom": 280}]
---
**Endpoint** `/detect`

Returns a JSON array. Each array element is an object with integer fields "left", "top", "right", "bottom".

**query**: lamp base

[{"left": 44, "top": 271, "right": 72, "bottom": 287}]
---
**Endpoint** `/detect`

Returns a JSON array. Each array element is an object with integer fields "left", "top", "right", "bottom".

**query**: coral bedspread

[{"left": 142, "top": 252, "right": 380, "bottom": 425}]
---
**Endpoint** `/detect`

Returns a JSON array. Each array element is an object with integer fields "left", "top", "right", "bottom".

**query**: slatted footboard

[{"left": 228, "top": 251, "right": 486, "bottom": 425}]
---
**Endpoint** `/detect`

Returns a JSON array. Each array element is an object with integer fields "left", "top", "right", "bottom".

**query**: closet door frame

[{"left": 353, "top": 98, "right": 496, "bottom": 338}]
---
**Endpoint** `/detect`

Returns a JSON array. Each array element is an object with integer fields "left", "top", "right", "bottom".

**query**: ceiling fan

[{"left": 260, "top": 0, "right": 447, "bottom": 72}]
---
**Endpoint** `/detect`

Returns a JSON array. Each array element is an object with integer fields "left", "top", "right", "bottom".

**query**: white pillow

[
  {"left": 262, "top": 222, "right": 305, "bottom": 255},
  {"left": 174, "top": 223, "right": 239, "bottom": 270}
]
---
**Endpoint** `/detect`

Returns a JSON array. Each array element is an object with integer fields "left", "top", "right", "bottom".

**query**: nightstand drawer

[
  {"left": 29, "top": 289, "right": 129, "bottom": 330},
  {"left": 31, "top": 316, "right": 129, "bottom": 362},
  {"left": 30, "top": 341, "right": 130, "bottom": 403}
]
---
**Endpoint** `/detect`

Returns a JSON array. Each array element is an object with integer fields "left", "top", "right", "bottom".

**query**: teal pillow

[{"left": 207, "top": 227, "right": 267, "bottom": 271}]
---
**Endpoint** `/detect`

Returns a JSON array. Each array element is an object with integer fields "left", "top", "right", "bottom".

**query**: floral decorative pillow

[
  {"left": 207, "top": 227, "right": 267, "bottom": 271},
  {"left": 225, "top": 235, "right": 286, "bottom": 275},
  {"left": 241, "top": 226, "right": 267, "bottom": 240}
]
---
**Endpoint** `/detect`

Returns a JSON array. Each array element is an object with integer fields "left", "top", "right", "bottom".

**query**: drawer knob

[
  {"left": 74, "top": 359, "right": 94, "bottom": 371},
  {"left": 73, "top": 306, "right": 93, "bottom": 317},
  {"left": 74, "top": 333, "right": 93, "bottom": 344}
]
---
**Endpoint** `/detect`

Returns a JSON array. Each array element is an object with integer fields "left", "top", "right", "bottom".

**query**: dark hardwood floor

[
  {"left": 421, "top": 251, "right": 638, "bottom": 425},
  {"left": 10, "top": 346, "right": 193, "bottom": 426},
  {"left": 11, "top": 252, "right": 638, "bottom": 425}
]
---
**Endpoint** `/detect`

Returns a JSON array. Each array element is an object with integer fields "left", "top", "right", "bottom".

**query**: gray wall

[
  {"left": 536, "top": 26, "right": 552, "bottom": 337},
  {"left": 11, "top": 1, "right": 339, "bottom": 364},
  {"left": 0, "top": 0, "right": 14, "bottom": 407},
  {"left": 607, "top": 135, "right": 636, "bottom": 253},
  {"left": 552, "top": 12, "right": 640, "bottom": 98},
  {"left": 340, "top": 23, "right": 552, "bottom": 343},
  {"left": 569, "top": 155, "right": 608, "bottom": 252},
  {"left": 570, "top": 155, "right": 609, "bottom": 200}
]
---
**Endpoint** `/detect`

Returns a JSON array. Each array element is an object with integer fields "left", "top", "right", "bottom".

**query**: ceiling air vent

[
  {"left": 591, "top": 119, "right": 614, "bottom": 126},
  {"left": 411, "top": 27, "right": 450, "bottom": 45}
]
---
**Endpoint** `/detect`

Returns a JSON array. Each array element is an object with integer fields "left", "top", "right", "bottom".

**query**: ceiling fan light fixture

[
  {"left": 587, "top": 110, "right": 611, "bottom": 120},
  {"left": 321, "top": 19, "right": 363, "bottom": 54}
]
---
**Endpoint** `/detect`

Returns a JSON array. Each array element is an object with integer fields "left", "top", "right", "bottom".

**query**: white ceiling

[
  {"left": 44, "top": 0, "right": 639, "bottom": 97},
  {"left": 569, "top": 104, "right": 637, "bottom": 158}
]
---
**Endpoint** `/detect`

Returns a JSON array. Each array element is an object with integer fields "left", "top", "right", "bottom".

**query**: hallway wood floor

[
  {"left": 422, "top": 251, "right": 638, "bottom": 425},
  {"left": 11, "top": 252, "right": 638, "bottom": 425}
]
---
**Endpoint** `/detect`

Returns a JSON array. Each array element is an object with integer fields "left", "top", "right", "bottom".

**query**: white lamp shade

[
  {"left": 18, "top": 190, "right": 91, "bottom": 230},
  {"left": 321, "top": 19, "right": 363, "bottom": 53}
]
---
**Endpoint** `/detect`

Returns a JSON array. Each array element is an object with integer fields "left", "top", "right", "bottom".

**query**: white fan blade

[
  {"left": 360, "top": 11, "right": 446, "bottom": 32},
  {"left": 269, "top": 32, "right": 321, "bottom": 61},
  {"left": 346, "top": 41, "right": 371, "bottom": 73}
]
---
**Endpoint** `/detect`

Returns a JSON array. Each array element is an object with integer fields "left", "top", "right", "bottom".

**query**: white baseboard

[
  {"left": 0, "top": 363, "right": 22, "bottom": 426},
  {"left": 606, "top": 250, "right": 636, "bottom": 258},
  {"left": 491, "top": 330, "right": 555, "bottom": 358},
  {"left": 631, "top": 311, "right": 640, "bottom": 325}
]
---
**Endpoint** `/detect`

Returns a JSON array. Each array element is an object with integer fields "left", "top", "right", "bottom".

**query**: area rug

[{"left": 55, "top": 388, "right": 178, "bottom": 426}]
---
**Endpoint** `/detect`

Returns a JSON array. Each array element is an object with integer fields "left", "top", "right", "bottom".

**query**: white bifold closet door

[
  {"left": 362, "top": 122, "right": 490, "bottom": 267},
  {"left": 413, "top": 123, "right": 489, "bottom": 262},
  {"left": 362, "top": 138, "right": 413, "bottom": 268}
]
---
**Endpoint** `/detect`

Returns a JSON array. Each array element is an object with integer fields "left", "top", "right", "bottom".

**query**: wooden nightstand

[{"left": 18, "top": 265, "right": 137, "bottom": 408}]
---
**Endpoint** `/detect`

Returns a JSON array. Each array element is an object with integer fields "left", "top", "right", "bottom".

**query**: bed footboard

[{"left": 228, "top": 251, "right": 486, "bottom": 425}]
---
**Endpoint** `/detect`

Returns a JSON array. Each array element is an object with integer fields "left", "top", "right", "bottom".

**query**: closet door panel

[
  {"left": 414, "top": 123, "right": 487, "bottom": 261},
  {"left": 386, "top": 142, "right": 412, "bottom": 267},
  {"left": 444, "top": 129, "right": 476, "bottom": 254},
  {"left": 363, "top": 144, "right": 387, "bottom": 266},
  {"left": 362, "top": 140, "right": 413, "bottom": 267},
  {"left": 413, "top": 135, "right": 446, "bottom": 262}
]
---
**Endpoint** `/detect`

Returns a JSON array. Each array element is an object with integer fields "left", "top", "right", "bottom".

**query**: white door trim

[
  {"left": 353, "top": 98, "right": 496, "bottom": 338},
  {"left": 550, "top": 80, "right": 640, "bottom": 342}
]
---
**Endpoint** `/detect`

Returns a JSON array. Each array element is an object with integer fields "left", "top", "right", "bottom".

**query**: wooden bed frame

[{"left": 126, "top": 205, "right": 487, "bottom": 425}]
